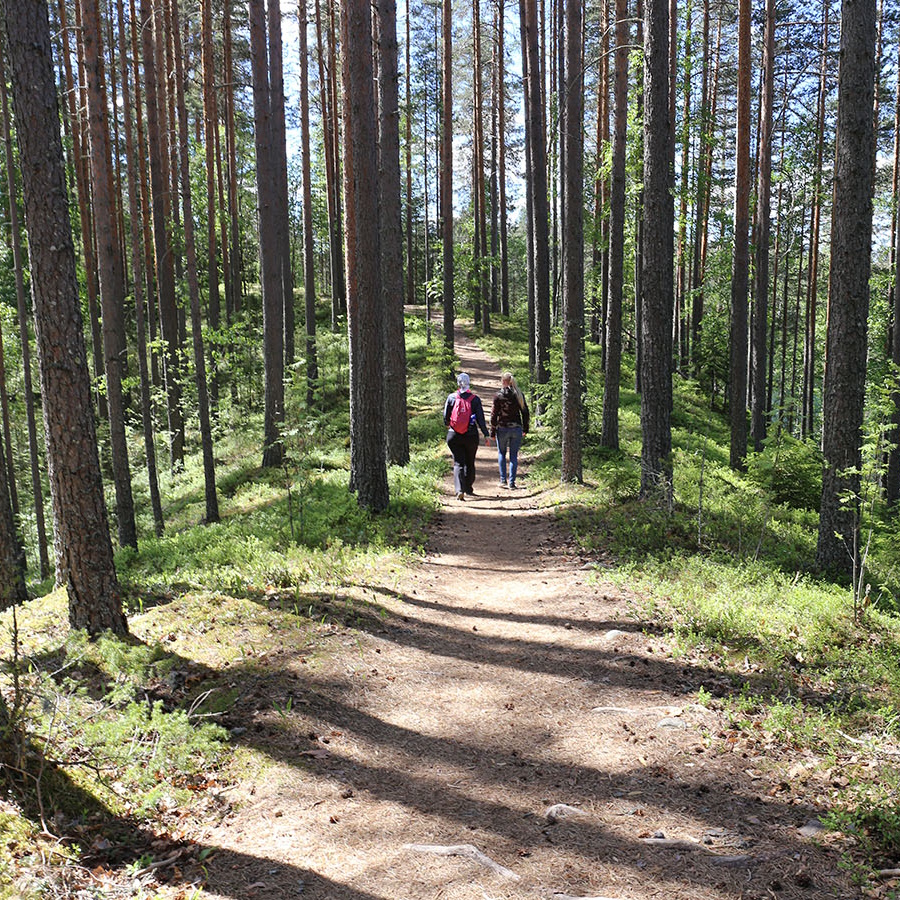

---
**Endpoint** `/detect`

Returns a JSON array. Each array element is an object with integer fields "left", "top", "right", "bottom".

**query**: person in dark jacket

[
  {"left": 443, "top": 372, "right": 490, "bottom": 500},
  {"left": 490, "top": 371, "right": 530, "bottom": 489}
]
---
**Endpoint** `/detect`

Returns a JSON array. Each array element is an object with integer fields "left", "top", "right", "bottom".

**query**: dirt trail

[{"left": 197, "top": 327, "right": 859, "bottom": 899}]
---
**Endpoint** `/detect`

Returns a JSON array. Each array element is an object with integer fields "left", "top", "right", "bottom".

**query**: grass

[
  {"left": 476, "top": 312, "right": 900, "bottom": 878},
  {"left": 4, "top": 306, "right": 900, "bottom": 891}
]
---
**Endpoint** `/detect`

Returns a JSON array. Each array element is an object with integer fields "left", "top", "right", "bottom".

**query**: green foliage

[{"left": 746, "top": 433, "right": 823, "bottom": 511}]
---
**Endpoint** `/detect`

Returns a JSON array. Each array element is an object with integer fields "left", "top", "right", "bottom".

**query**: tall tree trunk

[
  {"left": 141, "top": 0, "right": 185, "bottom": 473},
  {"left": 344, "top": 0, "right": 389, "bottom": 510},
  {"left": 804, "top": 9, "right": 829, "bottom": 440},
  {"left": 601, "top": 0, "right": 629, "bottom": 450},
  {"left": 4, "top": 0, "right": 126, "bottom": 634},
  {"left": 560, "top": 0, "right": 583, "bottom": 483},
  {"left": 266, "top": 0, "right": 295, "bottom": 371},
  {"left": 250, "top": 0, "right": 286, "bottom": 468},
  {"left": 520, "top": 0, "right": 536, "bottom": 378},
  {"left": 405, "top": 5, "right": 415, "bottom": 308},
  {"left": 750, "top": 0, "right": 775, "bottom": 452},
  {"left": 522, "top": 0, "right": 551, "bottom": 406},
  {"left": 441, "top": 0, "right": 454, "bottom": 349},
  {"left": 816, "top": 0, "right": 876, "bottom": 576},
  {"left": 224, "top": 0, "right": 243, "bottom": 319},
  {"left": 0, "top": 423, "right": 25, "bottom": 608},
  {"left": 315, "top": 0, "right": 345, "bottom": 330},
  {"left": 377, "top": 0, "right": 410, "bottom": 464},
  {"left": 729, "top": 0, "right": 751, "bottom": 470},
  {"left": 473, "top": 0, "right": 490, "bottom": 334},
  {"left": 58, "top": 0, "right": 106, "bottom": 421},
  {"left": 78, "top": 0, "right": 137, "bottom": 548},
  {"left": 497, "top": 0, "right": 509, "bottom": 317},
  {"left": 118, "top": 0, "right": 163, "bottom": 537},
  {"left": 170, "top": 0, "right": 219, "bottom": 523},
  {"left": 640, "top": 0, "right": 674, "bottom": 499},
  {"left": 0, "top": 55, "right": 49, "bottom": 577},
  {"left": 201, "top": 0, "right": 222, "bottom": 410},
  {"left": 299, "top": 0, "right": 320, "bottom": 405}
]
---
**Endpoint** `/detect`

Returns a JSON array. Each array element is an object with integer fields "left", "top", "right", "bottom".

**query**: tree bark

[
  {"left": 0, "top": 54, "right": 49, "bottom": 577},
  {"left": 170, "top": 0, "right": 219, "bottom": 523},
  {"left": 601, "top": 0, "right": 629, "bottom": 450},
  {"left": 344, "top": 0, "right": 390, "bottom": 510},
  {"left": 250, "top": 0, "right": 286, "bottom": 468},
  {"left": 441, "top": 0, "right": 454, "bottom": 349},
  {"left": 640, "top": 0, "right": 674, "bottom": 499},
  {"left": 118, "top": 0, "right": 163, "bottom": 537},
  {"left": 4, "top": 0, "right": 126, "bottom": 634},
  {"left": 78, "top": 0, "right": 137, "bottom": 548},
  {"left": 377, "top": 0, "right": 411, "bottom": 465},
  {"left": 750, "top": 0, "right": 775, "bottom": 452},
  {"left": 141, "top": 0, "right": 184, "bottom": 473},
  {"left": 816, "top": 0, "right": 876, "bottom": 576},
  {"left": 299, "top": 0, "right": 320, "bottom": 406},
  {"left": 729, "top": 0, "right": 751, "bottom": 470},
  {"left": 560, "top": 0, "right": 583, "bottom": 483},
  {"left": 522, "top": 0, "right": 551, "bottom": 405}
]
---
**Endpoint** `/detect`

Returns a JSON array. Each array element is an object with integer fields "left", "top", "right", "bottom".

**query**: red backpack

[{"left": 449, "top": 391, "right": 474, "bottom": 434}]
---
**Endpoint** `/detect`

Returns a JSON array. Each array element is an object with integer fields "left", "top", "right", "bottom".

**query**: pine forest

[{"left": 2, "top": 0, "right": 900, "bottom": 896}]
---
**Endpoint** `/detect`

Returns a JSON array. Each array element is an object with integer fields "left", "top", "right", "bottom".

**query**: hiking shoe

[
  {"left": 498, "top": 480, "right": 508, "bottom": 488},
  {"left": 465, "top": 489, "right": 475, "bottom": 496},
  {"left": 456, "top": 492, "right": 465, "bottom": 501},
  {"left": 508, "top": 482, "right": 517, "bottom": 489}
]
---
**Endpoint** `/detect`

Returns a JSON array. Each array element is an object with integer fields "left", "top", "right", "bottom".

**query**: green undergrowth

[
  {"left": 477, "top": 312, "right": 900, "bottom": 878},
  {"left": 0, "top": 308, "right": 449, "bottom": 897}
]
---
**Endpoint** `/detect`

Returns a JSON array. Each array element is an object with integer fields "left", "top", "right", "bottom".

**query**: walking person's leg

[
  {"left": 497, "top": 428, "right": 510, "bottom": 485},
  {"left": 447, "top": 432, "right": 468, "bottom": 498},
  {"left": 464, "top": 431, "right": 479, "bottom": 493},
  {"left": 508, "top": 428, "right": 524, "bottom": 487}
]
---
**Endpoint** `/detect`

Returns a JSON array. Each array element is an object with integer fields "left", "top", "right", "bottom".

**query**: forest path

[{"left": 196, "top": 325, "right": 858, "bottom": 900}]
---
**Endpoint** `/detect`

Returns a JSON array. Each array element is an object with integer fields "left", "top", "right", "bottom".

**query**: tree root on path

[{"left": 402, "top": 843, "right": 520, "bottom": 880}]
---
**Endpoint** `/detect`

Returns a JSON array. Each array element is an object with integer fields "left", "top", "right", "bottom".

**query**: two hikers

[{"left": 444, "top": 371, "right": 530, "bottom": 499}]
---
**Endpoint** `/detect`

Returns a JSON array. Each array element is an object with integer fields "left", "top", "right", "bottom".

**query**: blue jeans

[{"left": 496, "top": 426, "right": 523, "bottom": 485}]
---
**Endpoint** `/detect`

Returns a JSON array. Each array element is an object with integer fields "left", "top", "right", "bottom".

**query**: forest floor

[{"left": 159, "top": 326, "right": 865, "bottom": 900}]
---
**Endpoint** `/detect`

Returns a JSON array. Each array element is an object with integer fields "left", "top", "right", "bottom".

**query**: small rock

[
  {"left": 798, "top": 819, "right": 825, "bottom": 839},
  {"left": 657, "top": 718, "right": 687, "bottom": 730}
]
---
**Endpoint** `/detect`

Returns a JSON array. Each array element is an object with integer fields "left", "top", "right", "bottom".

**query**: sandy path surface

[{"left": 197, "top": 325, "right": 859, "bottom": 900}]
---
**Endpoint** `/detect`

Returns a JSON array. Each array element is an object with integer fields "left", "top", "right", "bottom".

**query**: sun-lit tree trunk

[
  {"left": 560, "top": 0, "right": 583, "bottom": 483},
  {"left": 224, "top": 0, "right": 243, "bottom": 320},
  {"left": 58, "top": 0, "right": 106, "bottom": 420},
  {"left": 117, "top": 0, "right": 163, "bottom": 537},
  {"left": 141, "top": 0, "right": 184, "bottom": 473},
  {"left": 751, "top": 0, "right": 775, "bottom": 452},
  {"left": 315, "top": 0, "right": 345, "bottom": 329},
  {"left": 377, "top": 0, "right": 410, "bottom": 464},
  {"left": 522, "top": 0, "right": 550, "bottom": 407},
  {"left": 729, "top": 0, "right": 751, "bottom": 470},
  {"left": 804, "top": 9, "right": 829, "bottom": 440},
  {"left": 170, "top": 0, "right": 219, "bottom": 524},
  {"left": 473, "top": 0, "right": 490, "bottom": 334},
  {"left": 78, "top": 0, "right": 137, "bottom": 548},
  {"left": 405, "top": 5, "right": 414, "bottom": 308},
  {"left": 441, "top": 0, "right": 454, "bottom": 349},
  {"left": 0, "top": 427, "right": 25, "bottom": 608},
  {"left": 497, "top": 0, "right": 509, "bottom": 317},
  {"left": 674, "top": 0, "right": 692, "bottom": 368},
  {"left": 250, "top": 0, "right": 285, "bottom": 468},
  {"left": 0, "top": 55, "right": 49, "bottom": 577},
  {"left": 520, "top": 0, "right": 536, "bottom": 377},
  {"left": 344, "top": 0, "right": 389, "bottom": 510},
  {"left": 267, "top": 0, "right": 296, "bottom": 371},
  {"left": 817, "top": 0, "right": 876, "bottom": 576},
  {"left": 4, "top": 0, "right": 126, "bottom": 634},
  {"left": 640, "top": 0, "right": 674, "bottom": 499},
  {"left": 601, "top": 0, "right": 629, "bottom": 450},
  {"left": 298, "top": 0, "right": 319, "bottom": 406},
  {"left": 201, "top": 0, "right": 222, "bottom": 410}
]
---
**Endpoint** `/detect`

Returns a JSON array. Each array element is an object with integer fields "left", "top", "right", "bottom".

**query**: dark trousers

[{"left": 447, "top": 428, "right": 479, "bottom": 493}]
